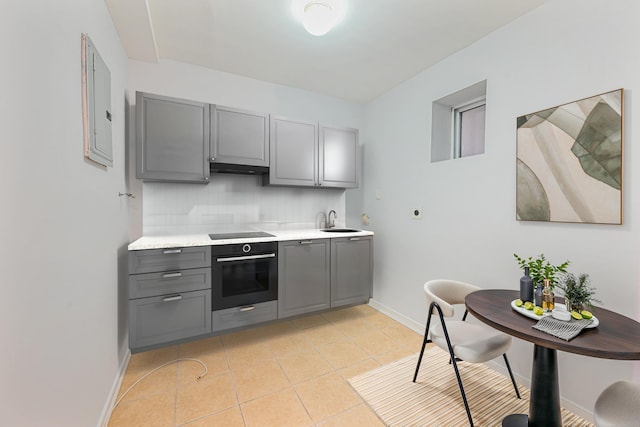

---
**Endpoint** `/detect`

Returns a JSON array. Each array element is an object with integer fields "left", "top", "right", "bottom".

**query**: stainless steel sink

[{"left": 320, "top": 228, "right": 360, "bottom": 233}]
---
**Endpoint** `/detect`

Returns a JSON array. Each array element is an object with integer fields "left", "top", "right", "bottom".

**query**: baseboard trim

[
  {"left": 368, "top": 298, "right": 424, "bottom": 335},
  {"left": 97, "top": 348, "right": 131, "bottom": 427}
]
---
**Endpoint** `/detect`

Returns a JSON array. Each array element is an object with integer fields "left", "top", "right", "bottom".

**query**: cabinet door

[
  {"left": 136, "top": 92, "right": 210, "bottom": 183},
  {"left": 268, "top": 116, "right": 318, "bottom": 186},
  {"left": 129, "top": 289, "right": 212, "bottom": 350},
  {"left": 319, "top": 125, "right": 359, "bottom": 188},
  {"left": 211, "top": 106, "right": 269, "bottom": 167},
  {"left": 278, "top": 239, "right": 330, "bottom": 318},
  {"left": 330, "top": 236, "right": 372, "bottom": 307}
]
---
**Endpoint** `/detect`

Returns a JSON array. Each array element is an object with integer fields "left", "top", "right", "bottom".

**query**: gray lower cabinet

[
  {"left": 278, "top": 239, "right": 331, "bottom": 318},
  {"left": 128, "top": 246, "right": 212, "bottom": 351},
  {"left": 211, "top": 105, "right": 269, "bottom": 167},
  {"left": 129, "top": 290, "right": 211, "bottom": 350},
  {"left": 212, "top": 301, "right": 278, "bottom": 333},
  {"left": 129, "top": 246, "right": 212, "bottom": 275},
  {"left": 330, "top": 236, "right": 373, "bottom": 308},
  {"left": 136, "top": 91, "right": 210, "bottom": 184}
]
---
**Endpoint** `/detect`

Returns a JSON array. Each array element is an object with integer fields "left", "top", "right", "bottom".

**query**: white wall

[
  {"left": 127, "top": 60, "right": 365, "bottom": 237},
  {"left": 362, "top": 0, "right": 640, "bottom": 420},
  {"left": 0, "top": 1, "right": 129, "bottom": 425}
]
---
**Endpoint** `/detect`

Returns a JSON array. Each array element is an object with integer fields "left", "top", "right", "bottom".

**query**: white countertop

[{"left": 128, "top": 228, "right": 374, "bottom": 250}]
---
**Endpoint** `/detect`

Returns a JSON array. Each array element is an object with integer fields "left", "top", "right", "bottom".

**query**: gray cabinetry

[
  {"left": 278, "top": 239, "right": 330, "bottom": 318},
  {"left": 128, "top": 246, "right": 212, "bottom": 351},
  {"left": 211, "top": 106, "right": 269, "bottom": 167},
  {"left": 212, "top": 300, "right": 278, "bottom": 333},
  {"left": 266, "top": 116, "right": 359, "bottom": 188},
  {"left": 129, "top": 246, "right": 211, "bottom": 274},
  {"left": 136, "top": 92, "right": 210, "bottom": 183},
  {"left": 331, "top": 236, "right": 372, "bottom": 308},
  {"left": 268, "top": 116, "right": 318, "bottom": 187},
  {"left": 319, "top": 125, "right": 359, "bottom": 188}
]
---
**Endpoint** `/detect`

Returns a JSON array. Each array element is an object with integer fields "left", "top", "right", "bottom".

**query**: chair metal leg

[
  {"left": 435, "top": 306, "right": 474, "bottom": 426},
  {"left": 413, "top": 313, "right": 433, "bottom": 382},
  {"left": 447, "top": 343, "right": 474, "bottom": 426},
  {"left": 415, "top": 302, "right": 474, "bottom": 426},
  {"left": 502, "top": 354, "right": 521, "bottom": 399}
]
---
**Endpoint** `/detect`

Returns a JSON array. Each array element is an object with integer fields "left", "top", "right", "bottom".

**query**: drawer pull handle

[
  {"left": 299, "top": 240, "right": 313, "bottom": 245},
  {"left": 162, "top": 295, "right": 183, "bottom": 302},
  {"left": 239, "top": 306, "right": 256, "bottom": 312},
  {"left": 163, "top": 249, "right": 182, "bottom": 254},
  {"left": 349, "top": 237, "right": 361, "bottom": 241},
  {"left": 162, "top": 272, "right": 182, "bottom": 279}
]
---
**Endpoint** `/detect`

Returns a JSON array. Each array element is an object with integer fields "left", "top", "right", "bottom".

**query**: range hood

[{"left": 210, "top": 162, "right": 269, "bottom": 175}]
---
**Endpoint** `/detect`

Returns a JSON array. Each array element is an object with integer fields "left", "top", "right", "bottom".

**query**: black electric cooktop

[{"left": 209, "top": 231, "right": 275, "bottom": 240}]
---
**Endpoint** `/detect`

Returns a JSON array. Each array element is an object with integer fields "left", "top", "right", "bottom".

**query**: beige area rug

[{"left": 349, "top": 347, "right": 593, "bottom": 427}]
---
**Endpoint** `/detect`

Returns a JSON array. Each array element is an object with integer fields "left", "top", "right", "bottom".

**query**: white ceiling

[{"left": 105, "top": 0, "right": 546, "bottom": 103}]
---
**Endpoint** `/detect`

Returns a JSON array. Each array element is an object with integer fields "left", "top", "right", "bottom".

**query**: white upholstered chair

[
  {"left": 413, "top": 279, "right": 520, "bottom": 427},
  {"left": 594, "top": 380, "right": 640, "bottom": 427}
]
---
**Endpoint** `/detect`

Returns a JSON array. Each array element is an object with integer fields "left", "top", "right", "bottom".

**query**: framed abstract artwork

[{"left": 516, "top": 89, "right": 623, "bottom": 224}]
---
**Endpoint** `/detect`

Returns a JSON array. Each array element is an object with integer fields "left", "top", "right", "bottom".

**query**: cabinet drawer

[
  {"left": 129, "top": 267, "right": 211, "bottom": 299},
  {"left": 212, "top": 300, "right": 277, "bottom": 333},
  {"left": 129, "top": 289, "right": 212, "bottom": 350},
  {"left": 129, "top": 246, "right": 211, "bottom": 274}
]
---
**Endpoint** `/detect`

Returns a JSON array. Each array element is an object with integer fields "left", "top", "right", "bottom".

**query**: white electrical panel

[{"left": 82, "top": 33, "right": 113, "bottom": 167}]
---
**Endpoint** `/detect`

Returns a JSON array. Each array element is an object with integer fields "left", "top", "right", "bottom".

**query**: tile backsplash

[{"left": 143, "top": 174, "right": 345, "bottom": 235}]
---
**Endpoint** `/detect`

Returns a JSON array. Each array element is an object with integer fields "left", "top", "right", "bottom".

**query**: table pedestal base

[
  {"left": 529, "top": 344, "right": 561, "bottom": 426},
  {"left": 501, "top": 345, "right": 562, "bottom": 427},
  {"left": 502, "top": 414, "right": 528, "bottom": 426}
]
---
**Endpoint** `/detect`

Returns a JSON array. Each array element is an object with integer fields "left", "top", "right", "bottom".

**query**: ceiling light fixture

[{"left": 293, "top": 0, "right": 346, "bottom": 36}]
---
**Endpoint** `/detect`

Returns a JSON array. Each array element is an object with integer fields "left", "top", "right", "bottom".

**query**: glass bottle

[
  {"left": 534, "top": 284, "right": 543, "bottom": 307},
  {"left": 542, "top": 279, "right": 555, "bottom": 312},
  {"left": 520, "top": 266, "right": 534, "bottom": 303}
]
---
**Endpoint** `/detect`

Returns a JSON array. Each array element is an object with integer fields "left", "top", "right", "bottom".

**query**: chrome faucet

[{"left": 328, "top": 210, "right": 337, "bottom": 228}]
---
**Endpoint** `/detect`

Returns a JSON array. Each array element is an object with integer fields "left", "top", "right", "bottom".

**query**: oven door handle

[{"left": 216, "top": 253, "right": 276, "bottom": 263}]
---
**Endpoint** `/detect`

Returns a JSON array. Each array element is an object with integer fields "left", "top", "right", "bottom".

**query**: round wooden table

[{"left": 465, "top": 289, "right": 640, "bottom": 427}]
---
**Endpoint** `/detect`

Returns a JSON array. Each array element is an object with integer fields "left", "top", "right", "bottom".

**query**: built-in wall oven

[{"left": 209, "top": 232, "right": 278, "bottom": 311}]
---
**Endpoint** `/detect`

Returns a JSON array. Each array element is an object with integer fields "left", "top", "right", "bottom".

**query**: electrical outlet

[{"left": 412, "top": 208, "right": 422, "bottom": 219}]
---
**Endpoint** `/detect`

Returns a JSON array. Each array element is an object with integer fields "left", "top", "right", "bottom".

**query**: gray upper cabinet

[
  {"left": 278, "top": 239, "right": 331, "bottom": 318},
  {"left": 330, "top": 236, "right": 372, "bottom": 308},
  {"left": 136, "top": 92, "right": 210, "bottom": 184},
  {"left": 268, "top": 116, "right": 318, "bottom": 187},
  {"left": 210, "top": 106, "right": 269, "bottom": 167},
  {"left": 319, "top": 125, "right": 359, "bottom": 188},
  {"left": 266, "top": 116, "right": 359, "bottom": 188}
]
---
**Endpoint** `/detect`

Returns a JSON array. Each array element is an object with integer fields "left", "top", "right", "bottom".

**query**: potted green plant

[
  {"left": 513, "top": 253, "right": 570, "bottom": 288},
  {"left": 555, "top": 272, "right": 600, "bottom": 312}
]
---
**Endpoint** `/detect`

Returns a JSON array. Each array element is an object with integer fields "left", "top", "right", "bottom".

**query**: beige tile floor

[{"left": 108, "top": 304, "right": 425, "bottom": 427}]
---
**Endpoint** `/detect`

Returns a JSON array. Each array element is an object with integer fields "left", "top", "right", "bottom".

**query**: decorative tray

[{"left": 510, "top": 300, "right": 599, "bottom": 328}]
